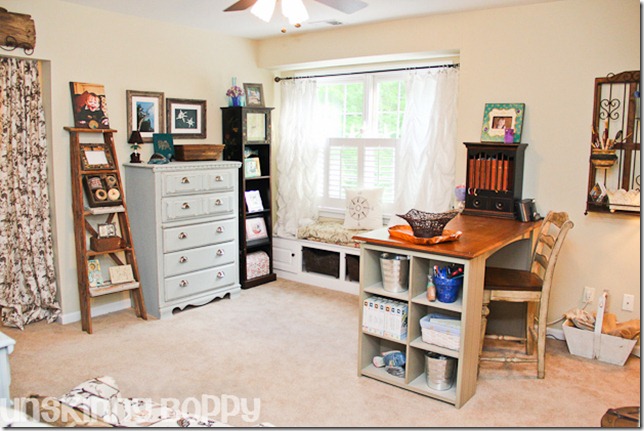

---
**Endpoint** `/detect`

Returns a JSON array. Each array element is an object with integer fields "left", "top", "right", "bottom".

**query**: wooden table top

[{"left": 353, "top": 214, "right": 542, "bottom": 259}]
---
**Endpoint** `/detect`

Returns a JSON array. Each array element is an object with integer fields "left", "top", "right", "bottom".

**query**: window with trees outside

[{"left": 315, "top": 73, "right": 406, "bottom": 214}]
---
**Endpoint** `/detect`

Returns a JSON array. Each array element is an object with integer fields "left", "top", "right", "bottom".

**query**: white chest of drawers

[{"left": 124, "top": 161, "right": 242, "bottom": 319}]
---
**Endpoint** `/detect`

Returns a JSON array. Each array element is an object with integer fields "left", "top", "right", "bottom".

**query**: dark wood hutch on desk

[{"left": 354, "top": 215, "right": 541, "bottom": 408}]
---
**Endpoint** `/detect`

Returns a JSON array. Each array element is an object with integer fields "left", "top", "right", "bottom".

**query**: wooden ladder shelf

[{"left": 65, "top": 127, "right": 147, "bottom": 333}]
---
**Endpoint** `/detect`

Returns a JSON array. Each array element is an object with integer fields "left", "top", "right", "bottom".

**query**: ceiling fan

[{"left": 225, "top": 0, "right": 368, "bottom": 25}]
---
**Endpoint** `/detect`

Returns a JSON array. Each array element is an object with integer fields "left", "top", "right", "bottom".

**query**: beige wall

[
  {"left": 258, "top": 0, "right": 641, "bottom": 323},
  {"left": 2, "top": 0, "right": 274, "bottom": 319}
]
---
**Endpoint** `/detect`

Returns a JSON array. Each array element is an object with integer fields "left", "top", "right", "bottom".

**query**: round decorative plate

[{"left": 388, "top": 225, "right": 462, "bottom": 245}]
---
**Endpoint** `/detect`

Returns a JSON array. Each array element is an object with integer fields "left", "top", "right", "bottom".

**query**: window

[{"left": 315, "top": 73, "right": 406, "bottom": 213}]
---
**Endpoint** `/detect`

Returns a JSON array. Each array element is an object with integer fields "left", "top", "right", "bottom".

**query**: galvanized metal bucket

[
  {"left": 379, "top": 253, "right": 410, "bottom": 293},
  {"left": 425, "top": 352, "right": 456, "bottom": 391}
]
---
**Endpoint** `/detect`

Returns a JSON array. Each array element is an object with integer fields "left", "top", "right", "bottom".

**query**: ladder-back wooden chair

[{"left": 479, "top": 211, "right": 574, "bottom": 378}]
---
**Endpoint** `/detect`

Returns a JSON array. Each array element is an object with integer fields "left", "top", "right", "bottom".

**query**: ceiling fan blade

[
  {"left": 314, "top": 0, "right": 368, "bottom": 14},
  {"left": 224, "top": 0, "right": 258, "bottom": 12}
]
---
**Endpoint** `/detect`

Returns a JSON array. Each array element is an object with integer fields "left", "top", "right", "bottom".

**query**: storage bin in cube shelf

[{"left": 420, "top": 314, "right": 461, "bottom": 350}]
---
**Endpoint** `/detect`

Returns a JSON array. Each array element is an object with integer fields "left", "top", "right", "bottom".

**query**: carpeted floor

[{"left": 4, "top": 278, "right": 640, "bottom": 427}]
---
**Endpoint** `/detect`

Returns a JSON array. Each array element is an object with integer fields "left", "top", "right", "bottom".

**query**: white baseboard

[{"left": 57, "top": 299, "right": 132, "bottom": 325}]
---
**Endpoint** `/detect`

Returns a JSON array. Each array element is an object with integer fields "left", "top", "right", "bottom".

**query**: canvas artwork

[{"left": 70, "top": 82, "right": 110, "bottom": 129}]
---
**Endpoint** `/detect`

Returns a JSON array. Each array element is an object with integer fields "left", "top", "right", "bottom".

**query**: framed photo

[
  {"left": 80, "top": 143, "right": 115, "bottom": 170},
  {"left": 70, "top": 82, "right": 110, "bottom": 129},
  {"left": 108, "top": 264, "right": 135, "bottom": 284},
  {"left": 245, "top": 217, "right": 268, "bottom": 241},
  {"left": 480, "top": 103, "right": 525, "bottom": 143},
  {"left": 589, "top": 182, "right": 608, "bottom": 202},
  {"left": 98, "top": 223, "right": 117, "bottom": 238},
  {"left": 153, "top": 133, "right": 175, "bottom": 161},
  {"left": 126, "top": 90, "right": 164, "bottom": 143},
  {"left": 166, "top": 98, "right": 206, "bottom": 139},
  {"left": 246, "top": 112, "right": 266, "bottom": 141},
  {"left": 245, "top": 190, "right": 264, "bottom": 213},
  {"left": 87, "top": 259, "right": 103, "bottom": 288},
  {"left": 244, "top": 157, "right": 261, "bottom": 178},
  {"left": 244, "top": 83, "right": 265, "bottom": 107}
]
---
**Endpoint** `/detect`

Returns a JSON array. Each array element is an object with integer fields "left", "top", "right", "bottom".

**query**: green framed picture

[
  {"left": 480, "top": 103, "right": 525, "bottom": 143},
  {"left": 152, "top": 133, "right": 175, "bottom": 161}
]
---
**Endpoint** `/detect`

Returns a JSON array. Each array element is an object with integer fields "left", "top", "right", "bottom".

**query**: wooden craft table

[{"left": 353, "top": 214, "right": 541, "bottom": 408}]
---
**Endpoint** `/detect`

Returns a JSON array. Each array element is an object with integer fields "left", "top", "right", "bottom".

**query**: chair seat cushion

[{"left": 484, "top": 266, "right": 543, "bottom": 292}]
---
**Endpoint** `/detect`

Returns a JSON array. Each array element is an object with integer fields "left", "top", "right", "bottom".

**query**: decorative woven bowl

[{"left": 397, "top": 209, "right": 460, "bottom": 238}]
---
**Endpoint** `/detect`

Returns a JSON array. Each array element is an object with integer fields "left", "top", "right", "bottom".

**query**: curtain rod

[{"left": 274, "top": 63, "right": 459, "bottom": 82}]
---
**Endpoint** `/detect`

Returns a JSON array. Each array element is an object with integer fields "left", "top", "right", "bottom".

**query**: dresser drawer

[
  {"left": 162, "top": 195, "right": 204, "bottom": 221},
  {"left": 164, "top": 263, "right": 236, "bottom": 302},
  {"left": 205, "top": 171, "right": 235, "bottom": 192},
  {"left": 204, "top": 193, "right": 234, "bottom": 217},
  {"left": 163, "top": 172, "right": 205, "bottom": 196},
  {"left": 164, "top": 219, "right": 236, "bottom": 253},
  {"left": 164, "top": 241, "right": 236, "bottom": 277}
]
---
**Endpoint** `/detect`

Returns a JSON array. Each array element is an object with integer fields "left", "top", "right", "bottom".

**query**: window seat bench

[{"left": 273, "top": 219, "right": 376, "bottom": 295}]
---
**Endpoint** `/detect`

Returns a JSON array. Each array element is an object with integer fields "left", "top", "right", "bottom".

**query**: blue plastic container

[{"left": 434, "top": 277, "right": 463, "bottom": 303}]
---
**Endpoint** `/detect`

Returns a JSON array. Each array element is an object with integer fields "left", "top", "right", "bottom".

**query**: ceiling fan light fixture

[
  {"left": 250, "top": 0, "right": 276, "bottom": 22},
  {"left": 281, "top": 0, "right": 309, "bottom": 25}
]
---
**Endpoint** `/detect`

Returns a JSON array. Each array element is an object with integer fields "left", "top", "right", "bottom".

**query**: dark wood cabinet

[
  {"left": 462, "top": 142, "right": 527, "bottom": 219},
  {"left": 222, "top": 107, "right": 277, "bottom": 288}
]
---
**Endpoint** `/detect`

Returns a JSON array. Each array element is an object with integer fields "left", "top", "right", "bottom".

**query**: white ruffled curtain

[
  {"left": 390, "top": 67, "right": 459, "bottom": 224},
  {"left": 275, "top": 79, "right": 323, "bottom": 237},
  {"left": 0, "top": 57, "right": 61, "bottom": 329}
]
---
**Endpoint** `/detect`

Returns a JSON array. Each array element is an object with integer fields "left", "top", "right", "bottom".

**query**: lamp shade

[{"left": 128, "top": 131, "right": 144, "bottom": 144}]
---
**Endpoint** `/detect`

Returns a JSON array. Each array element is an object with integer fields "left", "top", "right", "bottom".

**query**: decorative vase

[
  {"left": 228, "top": 95, "right": 245, "bottom": 107},
  {"left": 590, "top": 148, "right": 617, "bottom": 169}
]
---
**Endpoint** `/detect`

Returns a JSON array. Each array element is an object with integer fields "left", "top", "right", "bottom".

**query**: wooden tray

[{"left": 388, "top": 225, "right": 462, "bottom": 245}]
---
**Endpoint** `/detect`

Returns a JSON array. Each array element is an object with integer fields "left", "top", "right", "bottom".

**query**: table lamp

[{"left": 128, "top": 131, "right": 144, "bottom": 163}]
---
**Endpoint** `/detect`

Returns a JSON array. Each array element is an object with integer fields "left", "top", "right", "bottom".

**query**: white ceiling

[{"left": 60, "top": 0, "right": 560, "bottom": 40}]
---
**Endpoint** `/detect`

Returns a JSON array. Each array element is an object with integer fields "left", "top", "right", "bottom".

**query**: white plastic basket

[
  {"left": 420, "top": 315, "right": 460, "bottom": 350},
  {"left": 563, "top": 291, "right": 637, "bottom": 366}
]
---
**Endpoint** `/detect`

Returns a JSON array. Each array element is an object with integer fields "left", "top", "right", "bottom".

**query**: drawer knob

[
  {"left": 181, "top": 177, "right": 190, "bottom": 184},
  {"left": 179, "top": 256, "right": 188, "bottom": 264},
  {"left": 181, "top": 202, "right": 191, "bottom": 210},
  {"left": 179, "top": 232, "right": 188, "bottom": 239},
  {"left": 217, "top": 271, "right": 225, "bottom": 279},
  {"left": 215, "top": 175, "right": 223, "bottom": 182},
  {"left": 216, "top": 249, "right": 224, "bottom": 256},
  {"left": 215, "top": 199, "right": 223, "bottom": 206},
  {"left": 180, "top": 280, "right": 189, "bottom": 288},
  {"left": 216, "top": 226, "right": 224, "bottom": 233}
]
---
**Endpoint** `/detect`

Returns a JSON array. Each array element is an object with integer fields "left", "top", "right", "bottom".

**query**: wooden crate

[{"left": 174, "top": 144, "right": 224, "bottom": 161}]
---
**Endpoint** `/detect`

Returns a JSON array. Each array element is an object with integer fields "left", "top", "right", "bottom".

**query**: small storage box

[
  {"left": 174, "top": 144, "right": 224, "bottom": 161},
  {"left": 246, "top": 251, "right": 270, "bottom": 279},
  {"left": 302, "top": 247, "right": 339, "bottom": 278},
  {"left": 90, "top": 236, "right": 123, "bottom": 252},
  {"left": 420, "top": 314, "right": 461, "bottom": 350}
]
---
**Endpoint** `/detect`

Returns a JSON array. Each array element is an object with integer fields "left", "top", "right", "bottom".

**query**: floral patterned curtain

[{"left": 0, "top": 56, "right": 60, "bottom": 329}]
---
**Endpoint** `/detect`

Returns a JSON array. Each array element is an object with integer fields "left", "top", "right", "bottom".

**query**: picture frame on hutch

[
  {"left": 244, "top": 83, "right": 265, "bottom": 107},
  {"left": 480, "top": 103, "right": 525, "bottom": 143}
]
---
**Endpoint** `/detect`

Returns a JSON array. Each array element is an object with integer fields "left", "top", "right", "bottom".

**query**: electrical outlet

[
  {"left": 622, "top": 294, "right": 634, "bottom": 311},
  {"left": 583, "top": 286, "right": 595, "bottom": 303}
]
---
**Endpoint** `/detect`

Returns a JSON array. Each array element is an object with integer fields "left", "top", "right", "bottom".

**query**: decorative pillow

[{"left": 343, "top": 188, "right": 384, "bottom": 230}]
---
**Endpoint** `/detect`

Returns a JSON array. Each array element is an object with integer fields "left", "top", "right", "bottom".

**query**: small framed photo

[
  {"left": 70, "top": 82, "right": 110, "bottom": 129},
  {"left": 87, "top": 259, "right": 104, "bottom": 288},
  {"left": 245, "top": 190, "right": 264, "bottom": 213},
  {"left": 245, "top": 217, "right": 268, "bottom": 241},
  {"left": 480, "top": 103, "right": 525, "bottom": 143},
  {"left": 153, "top": 133, "right": 175, "bottom": 161},
  {"left": 166, "top": 98, "right": 206, "bottom": 139},
  {"left": 80, "top": 143, "right": 115, "bottom": 170},
  {"left": 126, "top": 90, "right": 165, "bottom": 143},
  {"left": 108, "top": 264, "right": 135, "bottom": 284},
  {"left": 98, "top": 223, "right": 117, "bottom": 238},
  {"left": 244, "top": 157, "right": 261, "bottom": 178},
  {"left": 244, "top": 83, "right": 265, "bottom": 107},
  {"left": 246, "top": 112, "right": 266, "bottom": 141},
  {"left": 589, "top": 182, "right": 608, "bottom": 202}
]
